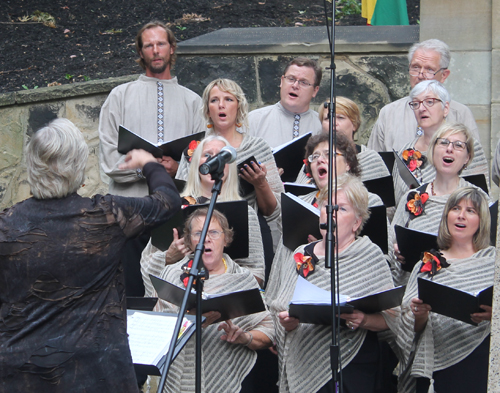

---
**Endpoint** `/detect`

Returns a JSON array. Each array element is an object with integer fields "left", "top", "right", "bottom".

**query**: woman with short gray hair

[
  {"left": 0, "top": 118, "right": 181, "bottom": 392},
  {"left": 392, "top": 80, "right": 489, "bottom": 208}
]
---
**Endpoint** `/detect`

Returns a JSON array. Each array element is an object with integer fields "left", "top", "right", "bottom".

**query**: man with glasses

[
  {"left": 368, "top": 39, "right": 479, "bottom": 152},
  {"left": 248, "top": 57, "right": 322, "bottom": 147}
]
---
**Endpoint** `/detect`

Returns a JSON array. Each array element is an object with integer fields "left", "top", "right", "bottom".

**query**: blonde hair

[
  {"left": 181, "top": 135, "right": 241, "bottom": 201},
  {"left": 317, "top": 173, "right": 370, "bottom": 236},
  {"left": 318, "top": 97, "right": 361, "bottom": 134},
  {"left": 202, "top": 79, "right": 249, "bottom": 130},
  {"left": 427, "top": 123, "right": 474, "bottom": 175},
  {"left": 27, "top": 118, "right": 89, "bottom": 199}
]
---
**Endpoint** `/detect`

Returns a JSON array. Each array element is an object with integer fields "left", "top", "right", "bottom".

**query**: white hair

[
  {"left": 26, "top": 118, "right": 89, "bottom": 199},
  {"left": 408, "top": 39, "right": 451, "bottom": 69},
  {"left": 409, "top": 80, "right": 450, "bottom": 110}
]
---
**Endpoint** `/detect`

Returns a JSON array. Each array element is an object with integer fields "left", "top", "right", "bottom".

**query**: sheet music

[
  {"left": 127, "top": 312, "right": 191, "bottom": 365},
  {"left": 291, "top": 276, "right": 349, "bottom": 305}
]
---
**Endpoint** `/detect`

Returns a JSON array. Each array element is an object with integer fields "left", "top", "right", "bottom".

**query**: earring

[
  {"left": 207, "top": 124, "right": 213, "bottom": 129},
  {"left": 236, "top": 123, "right": 242, "bottom": 128}
]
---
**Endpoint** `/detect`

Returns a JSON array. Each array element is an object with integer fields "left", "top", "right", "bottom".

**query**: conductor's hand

[
  {"left": 165, "top": 228, "right": 190, "bottom": 265},
  {"left": 471, "top": 305, "right": 492, "bottom": 324},
  {"left": 119, "top": 149, "right": 157, "bottom": 170},
  {"left": 278, "top": 311, "right": 299, "bottom": 332},
  {"left": 218, "top": 320, "right": 250, "bottom": 345}
]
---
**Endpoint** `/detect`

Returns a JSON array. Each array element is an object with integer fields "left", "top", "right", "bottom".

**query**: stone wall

[{"left": 0, "top": 26, "right": 421, "bottom": 211}]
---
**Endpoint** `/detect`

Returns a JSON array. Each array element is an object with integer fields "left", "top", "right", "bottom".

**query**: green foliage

[
  {"left": 336, "top": 0, "right": 361, "bottom": 19},
  {"left": 176, "top": 25, "right": 187, "bottom": 31},
  {"left": 21, "top": 85, "right": 38, "bottom": 90},
  {"left": 83, "top": 75, "right": 90, "bottom": 81},
  {"left": 65, "top": 74, "right": 74, "bottom": 81}
]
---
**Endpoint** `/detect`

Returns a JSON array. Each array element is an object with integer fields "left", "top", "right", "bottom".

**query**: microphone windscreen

[{"left": 221, "top": 145, "right": 237, "bottom": 163}]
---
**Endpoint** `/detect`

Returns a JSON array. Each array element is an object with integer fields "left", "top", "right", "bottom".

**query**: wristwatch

[{"left": 136, "top": 168, "right": 146, "bottom": 179}]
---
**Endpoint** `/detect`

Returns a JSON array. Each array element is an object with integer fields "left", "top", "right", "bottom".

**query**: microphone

[{"left": 199, "top": 146, "right": 237, "bottom": 175}]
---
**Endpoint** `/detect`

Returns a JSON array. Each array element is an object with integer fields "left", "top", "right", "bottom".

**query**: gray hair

[
  {"left": 184, "top": 207, "right": 234, "bottom": 251},
  {"left": 408, "top": 39, "right": 451, "bottom": 69},
  {"left": 410, "top": 80, "right": 450, "bottom": 110},
  {"left": 26, "top": 118, "right": 89, "bottom": 199},
  {"left": 318, "top": 173, "right": 370, "bottom": 236}
]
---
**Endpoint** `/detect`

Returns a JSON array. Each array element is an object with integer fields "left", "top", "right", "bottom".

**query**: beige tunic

[
  {"left": 99, "top": 75, "right": 204, "bottom": 197},
  {"left": 248, "top": 102, "right": 322, "bottom": 148}
]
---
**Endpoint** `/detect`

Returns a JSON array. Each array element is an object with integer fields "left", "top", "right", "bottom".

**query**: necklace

[
  {"left": 222, "top": 257, "right": 227, "bottom": 273},
  {"left": 431, "top": 180, "right": 455, "bottom": 196},
  {"left": 431, "top": 181, "right": 436, "bottom": 196}
]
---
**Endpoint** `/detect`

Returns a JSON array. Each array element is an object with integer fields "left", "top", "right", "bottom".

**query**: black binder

[
  {"left": 418, "top": 278, "right": 493, "bottom": 326},
  {"left": 273, "top": 132, "right": 311, "bottom": 182},
  {"left": 151, "top": 275, "right": 265, "bottom": 322},
  {"left": 118, "top": 125, "right": 205, "bottom": 161}
]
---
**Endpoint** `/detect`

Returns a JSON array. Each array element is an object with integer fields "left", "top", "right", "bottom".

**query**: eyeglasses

[
  {"left": 308, "top": 150, "right": 344, "bottom": 163},
  {"left": 408, "top": 98, "right": 442, "bottom": 110},
  {"left": 282, "top": 75, "right": 314, "bottom": 88},
  {"left": 191, "top": 230, "right": 223, "bottom": 241},
  {"left": 408, "top": 66, "right": 447, "bottom": 79},
  {"left": 435, "top": 138, "right": 467, "bottom": 151}
]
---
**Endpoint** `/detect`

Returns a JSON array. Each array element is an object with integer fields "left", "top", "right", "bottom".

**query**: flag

[{"left": 371, "top": 0, "right": 409, "bottom": 26}]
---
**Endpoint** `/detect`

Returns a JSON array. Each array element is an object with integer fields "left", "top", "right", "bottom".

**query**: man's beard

[{"left": 146, "top": 56, "right": 170, "bottom": 74}]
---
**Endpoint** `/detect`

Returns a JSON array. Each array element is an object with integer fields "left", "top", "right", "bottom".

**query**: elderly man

[
  {"left": 98, "top": 21, "right": 203, "bottom": 299},
  {"left": 248, "top": 57, "right": 323, "bottom": 147},
  {"left": 367, "top": 39, "right": 479, "bottom": 152},
  {"left": 99, "top": 20, "right": 204, "bottom": 196}
]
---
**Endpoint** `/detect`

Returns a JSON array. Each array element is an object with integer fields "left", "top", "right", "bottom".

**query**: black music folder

[
  {"left": 151, "top": 200, "right": 249, "bottom": 259},
  {"left": 378, "top": 151, "right": 395, "bottom": 174},
  {"left": 237, "top": 156, "right": 259, "bottom": 197},
  {"left": 150, "top": 275, "right": 265, "bottom": 322},
  {"left": 273, "top": 132, "right": 311, "bottom": 182},
  {"left": 363, "top": 175, "right": 396, "bottom": 207},
  {"left": 281, "top": 192, "right": 321, "bottom": 250},
  {"left": 418, "top": 278, "right": 493, "bottom": 326},
  {"left": 126, "top": 297, "right": 158, "bottom": 311},
  {"left": 348, "top": 286, "right": 406, "bottom": 314},
  {"left": 283, "top": 182, "right": 317, "bottom": 196},
  {"left": 462, "top": 174, "right": 489, "bottom": 195},
  {"left": 118, "top": 125, "right": 205, "bottom": 161},
  {"left": 394, "top": 225, "right": 438, "bottom": 272},
  {"left": 360, "top": 205, "right": 388, "bottom": 254}
]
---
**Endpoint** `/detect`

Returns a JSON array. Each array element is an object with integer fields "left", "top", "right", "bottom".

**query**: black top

[{"left": 0, "top": 162, "right": 181, "bottom": 392}]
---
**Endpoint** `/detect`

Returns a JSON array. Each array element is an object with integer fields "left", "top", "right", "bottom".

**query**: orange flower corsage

[
  {"left": 186, "top": 140, "right": 201, "bottom": 162},
  {"left": 402, "top": 149, "right": 426, "bottom": 172},
  {"left": 294, "top": 252, "right": 315, "bottom": 278},
  {"left": 420, "top": 249, "right": 449, "bottom": 277},
  {"left": 406, "top": 191, "right": 429, "bottom": 218}
]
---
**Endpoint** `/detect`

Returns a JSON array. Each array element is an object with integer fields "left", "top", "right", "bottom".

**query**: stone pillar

[{"left": 420, "top": 0, "right": 492, "bottom": 160}]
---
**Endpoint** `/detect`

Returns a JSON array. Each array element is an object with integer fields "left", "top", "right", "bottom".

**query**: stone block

[
  {"left": 492, "top": 50, "right": 500, "bottom": 103},
  {"left": 66, "top": 95, "right": 107, "bottom": 143},
  {"left": 420, "top": 0, "right": 492, "bottom": 51},
  {"left": 0, "top": 107, "right": 25, "bottom": 170},
  {"left": 445, "top": 52, "right": 491, "bottom": 106},
  {"left": 175, "top": 56, "right": 257, "bottom": 102},
  {"left": 257, "top": 56, "right": 295, "bottom": 105},
  {"left": 467, "top": 104, "right": 491, "bottom": 160},
  {"left": 351, "top": 54, "right": 410, "bottom": 101}
]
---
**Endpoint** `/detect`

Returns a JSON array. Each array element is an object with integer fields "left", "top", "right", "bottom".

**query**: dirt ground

[{"left": 0, "top": 0, "right": 419, "bottom": 94}]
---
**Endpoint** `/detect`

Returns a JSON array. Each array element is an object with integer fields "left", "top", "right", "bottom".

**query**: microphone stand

[
  {"left": 323, "top": 0, "right": 343, "bottom": 391},
  {"left": 157, "top": 166, "right": 225, "bottom": 393}
]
